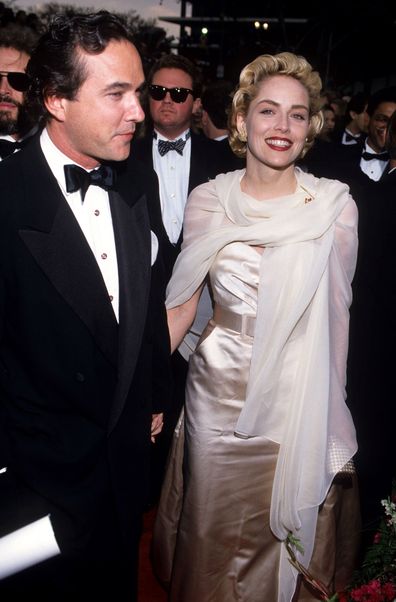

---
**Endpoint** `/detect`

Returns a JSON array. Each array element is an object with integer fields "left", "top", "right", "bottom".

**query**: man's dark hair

[
  {"left": 0, "top": 22, "right": 39, "bottom": 55},
  {"left": 346, "top": 92, "right": 368, "bottom": 117},
  {"left": 147, "top": 53, "right": 201, "bottom": 97},
  {"left": 26, "top": 11, "right": 131, "bottom": 119},
  {"left": 201, "top": 80, "right": 235, "bottom": 130},
  {"left": 367, "top": 86, "right": 396, "bottom": 117}
]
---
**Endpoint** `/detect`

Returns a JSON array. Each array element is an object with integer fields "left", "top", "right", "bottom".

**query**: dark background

[{"left": 161, "top": 0, "right": 396, "bottom": 93}]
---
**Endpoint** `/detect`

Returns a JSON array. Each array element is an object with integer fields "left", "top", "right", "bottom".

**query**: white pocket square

[{"left": 151, "top": 231, "right": 159, "bottom": 266}]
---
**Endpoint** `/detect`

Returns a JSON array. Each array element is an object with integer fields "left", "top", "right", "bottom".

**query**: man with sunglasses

[
  {"left": 0, "top": 23, "right": 38, "bottom": 160},
  {"left": 131, "top": 54, "right": 231, "bottom": 507}
]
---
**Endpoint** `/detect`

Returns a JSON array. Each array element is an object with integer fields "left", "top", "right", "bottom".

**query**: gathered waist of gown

[{"left": 213, "top": 304, "right": 256, "bottom": 338}]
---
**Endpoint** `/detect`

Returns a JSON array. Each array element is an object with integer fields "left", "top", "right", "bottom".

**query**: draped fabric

[{"left": 166, "top": 168, "right": 358, "bottom": 601}]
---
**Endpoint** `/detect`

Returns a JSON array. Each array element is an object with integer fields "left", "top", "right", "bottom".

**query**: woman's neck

[{"left": 241, "top": 162, "right": 297, "bottom": 201}]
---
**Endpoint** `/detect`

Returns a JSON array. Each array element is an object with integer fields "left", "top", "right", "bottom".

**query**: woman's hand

[{"left": 151, "top": 413, "right": 164, "bottom": 443}]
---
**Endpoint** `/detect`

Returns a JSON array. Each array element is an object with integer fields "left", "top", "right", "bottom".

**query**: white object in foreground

[{"left": 0, "top": 515, "right": 61, "bottom": 580}]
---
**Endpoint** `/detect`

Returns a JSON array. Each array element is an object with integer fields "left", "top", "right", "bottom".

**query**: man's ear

[
  {"left": 201, "top": 109, "right": 209, "bottom": 127},
  {"left": 192, "top": 96, "right": 202, "bottom": 115},
  {"left": 44, "top": 95, "right": 68, "bottom": 122}
]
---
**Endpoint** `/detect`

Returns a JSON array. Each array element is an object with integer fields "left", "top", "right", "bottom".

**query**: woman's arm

[{"left": 167, "top": 285, "right": 204, "bottom": 353}]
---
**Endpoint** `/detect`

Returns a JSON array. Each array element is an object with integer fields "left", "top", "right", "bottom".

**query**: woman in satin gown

[{"left": 152, "top": 52, "right": 360, "bottom": 602}]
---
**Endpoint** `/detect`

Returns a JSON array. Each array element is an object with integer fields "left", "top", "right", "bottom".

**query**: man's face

[
  {"left": 367, "top": 101, "right": 396, "bottom": 152},
  {"left": 149, "top": 67, "right": 198, "bottom": 139},
  {"left": 0, "top": 46, "right": 30, "bottom": 137},
  {"left": 46, "top": 39, "right": 145, "bottom": 169}
]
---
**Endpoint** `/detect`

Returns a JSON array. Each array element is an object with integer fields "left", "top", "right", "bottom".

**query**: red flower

[
  {"left": 382, "top": 581, "right": 396, "bottom": 601},
  {"left": 373, "top": 531, "right": 381, "bottom": 544}
]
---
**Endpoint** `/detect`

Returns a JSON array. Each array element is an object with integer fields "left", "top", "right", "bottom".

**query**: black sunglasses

[
  {"left": 0, "top": 71, "right": 30, "bottom": 92},
  {"left": 148, "top": 84, "right": 194, "bottom": 103}
]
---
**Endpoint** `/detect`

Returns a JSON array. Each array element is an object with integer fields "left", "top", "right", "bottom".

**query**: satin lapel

[
  {"left": 17, "top": 140, "right": 118, "bottom": 367},
  {"left": 107, "top": 185, "right": 151, "bottom": 434},
  {"left": 379, "top": 162, "right": 391, "bottom": 182}
]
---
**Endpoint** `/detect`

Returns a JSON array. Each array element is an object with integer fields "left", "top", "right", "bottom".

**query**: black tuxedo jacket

[
  {"left": 130, "top": 130, "right": 233, "bottom": 284},
  {"left": 0, "top": 136, "right": 170, "bottom": 556},
  {"left": 301, "top": 139, "right": 391, "bottom": 194}
]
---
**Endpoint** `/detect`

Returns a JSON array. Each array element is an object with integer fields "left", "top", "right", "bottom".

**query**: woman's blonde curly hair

[{"left": 229, "top": 52, "right": 324, "bottom": 159}]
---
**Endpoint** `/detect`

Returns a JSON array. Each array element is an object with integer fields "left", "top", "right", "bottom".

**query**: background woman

[{"left": 153, "top": 52, "right": 359, "bottom": 602}]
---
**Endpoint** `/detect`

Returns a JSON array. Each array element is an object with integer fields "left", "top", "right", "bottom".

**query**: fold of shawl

[{"left": 166, "top": 168, "right": 358, "bottom": 602}]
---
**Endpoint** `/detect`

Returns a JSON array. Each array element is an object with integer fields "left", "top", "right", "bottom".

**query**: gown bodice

[{"left": 209, "top": 242, "right": 261, "bottom": 317}]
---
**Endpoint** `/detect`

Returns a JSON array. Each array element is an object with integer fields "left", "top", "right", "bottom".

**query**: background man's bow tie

[
  {"left": 344, "top": 132, "right": 360, "bottom": 143},
  {"left": 361, "top": 150, "right": 389, "bottom": 162},
  {"left": 64, "top": 164, "right": 115, "bottom": 202},
  {"left": 157, "top": 137, "right": 187, "bottom": 156},
  {"left": 0, "top": 138, "right": 27, "bottom": 159}
]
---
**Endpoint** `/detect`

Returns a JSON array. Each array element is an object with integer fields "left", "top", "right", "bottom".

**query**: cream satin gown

[
  {"left": 152, "top": 241, "right": 360, "bottom": 601},
  {"left": 154, "top": 241, "right": 281, "bottom": 601}
]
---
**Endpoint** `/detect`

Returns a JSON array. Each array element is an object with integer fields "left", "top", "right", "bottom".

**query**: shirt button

[
  {"left": 75, "top": 372, "right": 85, "bottom": 383},
  {"left": 109, "top": 295, "right": 114, "bottom": 302},
  {"left": 170, "top": 193, "right": 175, "bottom": 198},
  {"left": 94, "top": 209, "right": 100, "bottom": 216},
  {"left": 101, "top": 253, "right": 107, "bottom": 260}
]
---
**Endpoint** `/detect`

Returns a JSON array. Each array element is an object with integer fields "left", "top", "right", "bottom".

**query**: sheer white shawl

[{"left": 166, "top": 168, "right": 358, "bottom": 601}]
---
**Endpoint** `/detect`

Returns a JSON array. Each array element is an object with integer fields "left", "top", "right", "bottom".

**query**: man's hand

[{"left": 151, "top": 413, "right": 164, "bottom": 443}]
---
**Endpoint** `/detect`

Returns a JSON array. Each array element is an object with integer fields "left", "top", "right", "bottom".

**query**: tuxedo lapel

[
  {"left": 107, "top": 178, "right": 151, "bottom": 434},
  {"left": 188, "top": 132, "right": 206, "bottom": 194},
  {"left": 17, "top": 138, "right": 119, "bottom": 367}
]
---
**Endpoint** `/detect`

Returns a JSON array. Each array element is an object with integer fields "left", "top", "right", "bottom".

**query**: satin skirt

[
  {"left": 152, "top": 319, "right": 361, "bottom": 601},
  {"left": 153, "top": 320, "right": 281, "bottom": 601}
]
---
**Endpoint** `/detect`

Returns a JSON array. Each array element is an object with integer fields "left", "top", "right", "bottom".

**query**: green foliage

[{"left": 350, "top": 495, "right": 396, "bottom": 588}]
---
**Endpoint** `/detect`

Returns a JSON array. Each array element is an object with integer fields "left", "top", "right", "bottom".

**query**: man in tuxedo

[
  {"left": 0, "top": 23, "right": 38, "bottom": 160},
  {"left": 131, "top": 54, "right": 228, "bottom": 504},
  {"left": 345, "top": 110, "right": 396, "bottom": 539},
  {"left": 303, "top": 86, "right": 396, "bottom": 188},
  {"left": 337, "top": 92, "right": 369, "bottom": 146},
  {"left": 0, "top": 11, "right": 170, "bottom": 601},
  {"left": 132, "top": 53, "right": 227, "bottom": 279}
]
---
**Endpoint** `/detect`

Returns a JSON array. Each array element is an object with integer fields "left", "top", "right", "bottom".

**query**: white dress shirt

[
  {"left": 40, "top": 128, "right": 119, "bottom": 321},
  {"left": 151, "top": 128, "right": 213, "bottom": 359},
  {"left": 360, "top": 139, "right": 388, "bottom": 181},
  {"left": 152, "top": 128, "right": 191, "bottom": 244}
]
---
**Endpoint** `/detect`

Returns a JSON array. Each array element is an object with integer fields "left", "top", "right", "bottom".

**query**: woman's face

[
  {"left": 323, "top": 109, "right": 336, "bottom": 132},
  {"left": 237, "top": 74, "right": 311, "bottom": 171}
]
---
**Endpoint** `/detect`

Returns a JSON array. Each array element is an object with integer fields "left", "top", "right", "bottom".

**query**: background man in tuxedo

[
  {"left": 0, "top": 11, "right": 170, "bottom": 601},
  {"left": 0, "top": 22, "right": 38, "bottom": 159},
  {"left": 132, "top": 54, "right": 231, "bottom": 504},
  {"left": 337, "top": 92, "right": 369, "bottom": 146},
  {"left": 303, "top": 86, "right": 396, "bottom": 187}
]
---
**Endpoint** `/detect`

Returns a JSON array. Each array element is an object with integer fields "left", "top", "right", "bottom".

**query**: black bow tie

[
  {"left": 64, "top": 164, "right": 115, "bottom": 202},
  {"left": 157, "top": 137, "right": 187, "bottom": 156},
  {"left": 344, "top": 132, "right": 360, "bottom": 143},
  {"left": 0, "top": 138, "right": 25, "bottom": 159},
  {"left": 361, "top": 151, "right": 389, "bottom": 162}
]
